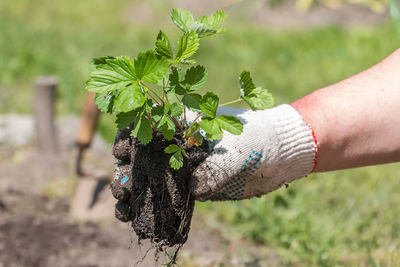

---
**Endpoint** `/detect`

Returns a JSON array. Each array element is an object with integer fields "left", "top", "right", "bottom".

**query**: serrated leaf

[
  {"left": 86, "top": 56, "right": 136, "bottom": 93},
  {"left": 140, "top": 98, "right": 154, "bottom": 115},
  {"left": 91, "top": 56, "right": 116, "bottom": 67},
  {"left": 241, "top": 87, "right": 274, "bottom": 110},
  {"left": 197, "top": 10, "right": 227, "bottom": 30},
  {"left": 239, "top": 71, "right": 256, "bottom": 96},
  {"left": 155, "top": 31, "right": 173, "bottom": 59},
  {"left": 94, "top": 93, "right": 115, "bottom": 113},
  {"left": 206, "top": 132, "right": 223, "bottom": 141},
  {"left": 170, "top": 151, "right": 184, "bottom": 170},
  {"left": 185, "top": 65, "right": 207, "bottom": 91},
  {"left": 131, "top": 115, "right": 153, "bottom": 145},
  {"left": 89, "top": 56, "right": 116, "bottom": 71},
  {"left": 179, "top": 59, "right": 196, "bottom": 65},
  {"left": 198, "top": 117, "right": 223, "bottom": 141},
  {"left": 115, "top": 83, "right": 146, "bottom": 112},
  {"left": 216, "top": 115, "right": 243, "bottom": 135},
  {"left": 182, "top": 93, "right": 202, "bottom": 112},
  {"left": 161, "top": 124, "right": 175, "bottom": 140},
  {"left": 165, "top": 144, "right": 181, "bottom": 154},
  {"left": 171, "top": 9, "right": 194, "bottom": 32},
  {"left": 116, "top": 111, "right": 136, "bottom": 130},
  {"left": 151, "top": 105, "right": 164, "bottom": 122},
  {"left": 239, "top": 71, "right": 274, "bottom": 110},
  {"left": 189, "top": 22, "right": 217, "bottom": 38},
  {"left": 175, "top": 32, "right": 199, "bottom": 62},
  {"left": 134, "top": 50, "right": 169, "bottom": 84},
  {"left": 170, "top": 102, "right": 183, "bottom": 117},
  {"left": 199, "top": 92, "right": 219, "bottom": 118},
  {"left": 168, "top": 67, "right": 186, "bottom": 95},
  {"left": 194, "top": 10, "right": 227, "bottom": 38},
  {"left": 158, "top": 115, "right": 175, "bottom": 130}
]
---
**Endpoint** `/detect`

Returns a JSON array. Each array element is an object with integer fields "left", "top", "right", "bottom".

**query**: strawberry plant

[
  {"left": 86, "top": 8, "right": 274, "bottom": 170},
  {"left": 86, "top": 9, "right": 275, "bottom": 264}
]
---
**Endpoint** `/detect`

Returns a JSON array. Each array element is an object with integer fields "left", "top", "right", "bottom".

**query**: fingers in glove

[
  {"left": 189, "top": 160, "right": 230, "bottom": 201},
  {"left": 111, "top": 161, "right": 133, "bottom": 201},
  {"left": 112, "top": 127, "right": 134, "bottom": 161},
  {"left": 115, "top": 199, "right": 132, "bottom": 222}
]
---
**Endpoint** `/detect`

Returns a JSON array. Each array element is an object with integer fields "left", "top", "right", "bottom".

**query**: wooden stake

[{"left": 33, "top": 76, "right": 58, "bottom": 153}]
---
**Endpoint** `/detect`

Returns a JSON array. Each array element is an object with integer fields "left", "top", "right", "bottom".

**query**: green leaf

[
  {"left": 170, "top": 151, "right": 184, "bottom": 170},
  {"left": 242, "top": 87, "right": 274, "bottom": 110},
  {"left": 179, "top": 59, "right": 196, "bottom": 65},
  {"left": 165, "top": 144, "right": 181, "bottom": 154},
  {"left": 215, "top": 115, "right": 243, "bottom": 135},
  {"left": 184, "top": 65, "right": 207, "bottom": 91},
  {"left": 198, "top": 117, "right": 223, "bottom": 141},
  {"left": 155, "top": 31, "right": 173, "bottom": 59},
  {"left": 114, "top": 83, "right": 146, "bottom": 112},
  {"left": 158, "top": 115, "right": 172, "bottom": 127},
  {"left": 89, "top": 56, "right": 116, "bottom": 71},
  {"left": 206, "top": 132, "right": 223, "bottom": 141},
  {"left": 198, "top": 10, "right": 227, "bottom": 30},
  {"left": 140, "top": 98, "right": 154, "bottom": 115},
  {"left": 161, "top": 123, "right": 175, "bottom": 140},
  {"left": 171, "top": 9, "right": 194, "bottom": 32},
  {"left": 189, "top": 22, "right": 217, "bottom": 38},
  {"left": 131, "top": 115, "right": 153, "bottom": 145},
  {"left": 86, "top": 56, "right": 136, "bottom": 93},
  {"left": 94, "top": 93, "right": 115, "bottom": 113},
  {"left": 116, "top": 111, "right": 136, "bottom": 130},
  {"left": 199, "top": 92, "right": 219, "bottom": 118},
  {"left": 193, "top": 10, "right": 228, "bottom": 38},
  {"left": 170, "top": 102, "right": 183, "bottom": 117},
  {"left": 168, "top": 67, "right": 186, "bottom": 95},
  {"left": 134, "top": 50, "right": 169, "bottom": 84},
  {"left": 239, "top": 71, "right": 256, "bottom": 95},
  {"left": 158, "top": 115, "right": 175, "bottom": 130},
  {"left": 90, "top": 56, "right": 116, "bottom": 67},
  {"left": 175, "top": 32, "right": 199, "bottom": 62},
  {"left": 151, "top": 105, "right": 164, "bottom": 122},
  {"left": 239, "top": 71, "right": 274, "bottom": 110},
  {"left": 182, "top": 93, "right": 202, "bottom": 112}
]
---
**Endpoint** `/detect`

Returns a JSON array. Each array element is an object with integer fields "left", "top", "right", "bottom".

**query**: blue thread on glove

[
  {"left": 121, "top": 176, "right": 129, "bottom": 185},
  {"left": 217, "top": 150, "right": 263, "bottom": 200}
]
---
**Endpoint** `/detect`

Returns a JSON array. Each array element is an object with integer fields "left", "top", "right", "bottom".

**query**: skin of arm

[{"left": 291, "top": 48, "right": 400, "bottom": 172}]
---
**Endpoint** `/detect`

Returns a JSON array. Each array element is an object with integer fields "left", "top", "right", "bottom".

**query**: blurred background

[{"left": 1, "top": 0, "right": 400, "bottom": 266}]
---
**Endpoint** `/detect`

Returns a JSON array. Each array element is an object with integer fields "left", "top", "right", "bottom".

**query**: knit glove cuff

[{"left": 190, "top": 104, "right": 317, "bottom": 201}]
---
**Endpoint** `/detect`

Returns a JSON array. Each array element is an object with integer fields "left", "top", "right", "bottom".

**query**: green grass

[
  {"left": 197, "top": 164, "right": 400, "bottom": 265},
  {"left": 2, "top": 0, "right": 400, "bottom": 265}
]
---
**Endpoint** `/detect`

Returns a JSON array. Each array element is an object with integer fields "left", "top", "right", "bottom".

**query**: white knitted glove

[{"left": 189, "top": 104, "right": 318, "bottom": 201}]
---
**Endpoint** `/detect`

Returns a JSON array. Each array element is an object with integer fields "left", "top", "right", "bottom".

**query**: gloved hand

[
  {"left": 189, "top": 104, "right": 318, "bottom": 201},
  {"left": 110, "top": 127, "right": 134, "bottom": 222}
]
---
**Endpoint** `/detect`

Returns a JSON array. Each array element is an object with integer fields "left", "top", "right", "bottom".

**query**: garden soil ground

[{"left": 0, "top": 115, "right": 282, "bottom": 267}]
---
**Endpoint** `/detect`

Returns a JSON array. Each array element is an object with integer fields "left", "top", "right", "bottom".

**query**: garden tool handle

[{"left": 76, "top": 92, "right": 100, "bottom": 175}]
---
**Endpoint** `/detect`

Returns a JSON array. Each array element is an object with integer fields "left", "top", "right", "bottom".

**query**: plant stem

[
  {"left": 141, "top": 82, "right": 164, "bottom": 104},
  {"left": 147, "top": 91, "right": 161, "bottom": 105},
  {"left": 219, "top": 98, "right": 243, "bottom": 106},
  {"left": 147, "top": 114, "right": 157, "bottom": 133},
  {"left": 171, "top": 116, "right": 183, "bottom": 130},
  {"left": 183, "top": 107, "right": 187, "bottom": 125},
  {"left": 184, "top": 113, "right": 202, "bottom": 138}
]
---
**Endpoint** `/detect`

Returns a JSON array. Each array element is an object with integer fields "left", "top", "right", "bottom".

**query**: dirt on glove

[{"left": 111, "top": 128, "right": 208, "bottom": 259}]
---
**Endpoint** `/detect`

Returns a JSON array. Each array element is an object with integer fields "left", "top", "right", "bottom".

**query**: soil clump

[{"left": 112, "top": 129, "right": 208, "bottom": 252}]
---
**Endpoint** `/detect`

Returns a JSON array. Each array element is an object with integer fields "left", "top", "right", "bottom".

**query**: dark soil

[{"left": 112, "top": 129, "right": 209, "bottom": 253}]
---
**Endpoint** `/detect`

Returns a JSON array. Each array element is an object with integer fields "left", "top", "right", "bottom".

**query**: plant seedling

[{"left": 86, "top": 8, "right": 274, "bottom": 169}]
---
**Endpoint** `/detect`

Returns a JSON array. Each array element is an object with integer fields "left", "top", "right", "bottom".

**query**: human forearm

[{"left": 292, "top": 49, "right": 400, "bottom": 172}]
